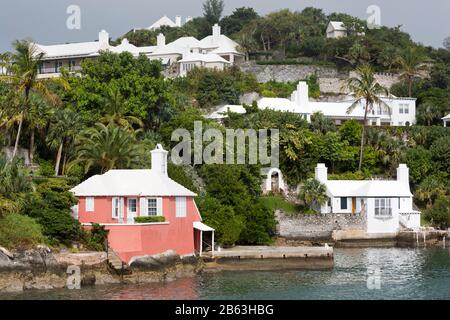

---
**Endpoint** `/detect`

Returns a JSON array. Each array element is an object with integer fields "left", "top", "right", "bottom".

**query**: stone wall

[
  {"left": 238, "top": 62, "right": 401, "bottom": 94},
  {"left": 275, "top": 210, "right": 366, "bottom": 240}
]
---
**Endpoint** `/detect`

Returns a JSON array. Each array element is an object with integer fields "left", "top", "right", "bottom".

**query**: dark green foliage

[
  {"left": 22, "top": 178, "right": 81, "bottom": 245},
  {"left": 424, "top": 197, "right": 450, "bottom": 230},
  {"left": 84, "top": 223, "right": 109, "bottom": 251},
  {"left": 134, "top": 216, "right": 166, "bottom": 223}
]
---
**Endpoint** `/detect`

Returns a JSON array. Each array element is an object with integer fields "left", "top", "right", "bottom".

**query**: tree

[
  {"left": 415, "top": 175, "right": 447, "bottom": 208},
  {"left": 430, "top": 136, "right": 450, "bottom": 175},
  {"left": 72, "top": 123, "right": 143, "bottom": 174},
  {"left": 100, "top": 86, "right": 144, "bottom": 131},
  {"left": 299, "top": 178, "right": 328, "bottom": 210},
  {"left": 443, "top": 37, "right": 450, "bottom": 51},
  {"left": 424, "top": 197, "right": 450, "bottom": 230},
  {"left": 27, "top": 94, "right": 53, "bottom": 164},
  {"left": 343, "top": 64, "right": 389, "bottom": 170},
  {"left": 221, "top": 7, "right": 258, "bottom": 36},
  {"left": 203, "top": 0, "right": 224, "bottom": 25},
  {"left": 47, "top": 109, "right": 82, "bottom": 176},
  {"left": 0, "top": 155, "right": 32, "bottom": 197},
  {"left": 0, "top": 40, "right": 61, "bottom": 159},
  {"left": 310, "top": 112, "right": 336, "bottom": 133},
  {"left": 396, "top": 47, "right": 429, "bottom": 97}
]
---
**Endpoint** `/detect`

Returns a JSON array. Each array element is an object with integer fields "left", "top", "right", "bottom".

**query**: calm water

[{"left": 1, "top": 248, "right": 449, "bottom": 300}]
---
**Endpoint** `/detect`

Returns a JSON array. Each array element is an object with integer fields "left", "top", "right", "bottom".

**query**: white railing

[{"left": 399, "top": 212, "right": 421, "bottom": 230}]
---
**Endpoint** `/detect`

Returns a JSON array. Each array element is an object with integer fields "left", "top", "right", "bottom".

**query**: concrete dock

[{"left": 202, "top": 245, "right": 334, "bottom": 271}]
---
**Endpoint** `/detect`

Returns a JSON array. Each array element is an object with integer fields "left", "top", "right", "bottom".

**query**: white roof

[
  {"left": 148, "top": 15, "right": 177, "bottom": 30},
  {"left": 178, "top": 52, "right": 230, "bottom": 64},
  {"left": 35, "top": 42, "right": 103, "bottom": 60},
  {"left": 309, "top": 101, "right": 384, "bottom": 119},
  {"left": 258, "top": 97, "right": 301, "bottom": 113},
  {"left": 70, "top": 169, "right": 197, "bottom": 197},
  {"left": 442, "top": 113, "right": 450, "bottom": 120},
  {"left": 328, "top": 21, "right": 346, "bottom": 31},
  {"left": 324, "top": 180, "right": 412, "bottom": 197},
  {"left": 207, "top": 105, "right": 247, "bottom": 119},
  {"left": 150, "top": 37, "right": 201, "bottom": 56},
  {"left": 193, "top": 221, "right": 215, "bottom": 232},
  {"left": 200, "top": 34, "right": 239, "bottom": 50}
]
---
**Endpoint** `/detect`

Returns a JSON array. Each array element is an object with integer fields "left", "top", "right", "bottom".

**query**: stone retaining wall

[
  {"left": 275, "top": 210, "right": 367, "bottom": 240},
  {"left": 238, "top": 62, "right": 401, "bottom": 94}
]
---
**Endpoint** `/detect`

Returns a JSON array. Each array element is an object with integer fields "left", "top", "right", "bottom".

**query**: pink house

[{"left": 70, "top": 144, "right": 215, "bottom": 263}]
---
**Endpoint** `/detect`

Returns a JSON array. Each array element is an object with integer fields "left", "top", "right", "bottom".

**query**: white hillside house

[
  {"left": 208, "top": 81, "right": 417, "bottom": 126},
  {"left": 147, "top": 15, "right": 193, "bottom": 30},
  {"left": 34, "top": 24, "right": 244, "bottom": 79},
  {"left": 326, "top": 21, "right": 347, "bottom": 38},
  {"left": 314, "top": 163, "right": 421, "bottom": 234}
]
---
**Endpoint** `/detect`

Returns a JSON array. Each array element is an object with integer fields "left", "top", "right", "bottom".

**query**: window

[
  {"left": 176, "top": 197, "right": 187, "bottom": 217},
  {"left": 112, "top": 197, "right": 120, "bottom": 219},
  {"left": 128, "top": 198, "right": 137, "bottom": 215},
  {"left": 340, "top": 197, "right": 348, "bottom": 210},
  {"left": 404, "top": 105, "right": 409, "bottom": 114},
  {"left": 54, "top": 61, "right": 63, "bottom": 73},
  {"left": 85, "top": 197, "right": 94, "bottom": 212},
  {"left": 399, "top": 104, "right": 409, "bottom": 114},
  {"left": 69, "top": 60, "right": 76, "bottom": 71},
  {"left": 375, "top": 198, "right": 392, "bottom": 216},
  {"left": 148, "top": 198, "right": 157, "bottom": 216}
]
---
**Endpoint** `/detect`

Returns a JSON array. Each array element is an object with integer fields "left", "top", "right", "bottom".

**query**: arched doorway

[{"left": 271, "top": 171, "right": 280, "bottom": 193}]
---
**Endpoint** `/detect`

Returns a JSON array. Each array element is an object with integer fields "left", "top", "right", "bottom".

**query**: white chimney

[
  {"left": 151, "top": 144, "right": 168, "bottom": 176},
  {"left": 99, "top": 30, "right": 110, "bottom": 49},
  {"left": 212, "top": 23, "right": 221, "bottom": 44},
  {"left": 185, "top": 16, "right": 193, "bottom": 23},
  {"left": 175, "top": 15, "right": 182, "bottom": 27},
  {"left": 397, "top": 164, "right": 409, "bottom": 186},
  {"left": 157, "top": 33, "right": 166, "bottom": 48},
  {"left": 315, "top": 163, "right": 328, "bottom": 183}
]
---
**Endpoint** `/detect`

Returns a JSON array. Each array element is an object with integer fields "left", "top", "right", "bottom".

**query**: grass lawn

[{"left": 260, "top": 195, "right": 301, "bottom": 215}]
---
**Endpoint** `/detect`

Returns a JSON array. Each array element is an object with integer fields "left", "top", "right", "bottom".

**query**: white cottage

[
  {"left": 314, "top": 163, "right": 421, "bottom": 234},
  {"left": 326, "top": 21, "right": 347, "bottom": 39}
]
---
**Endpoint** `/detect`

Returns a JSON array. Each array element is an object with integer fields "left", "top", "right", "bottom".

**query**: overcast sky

[{"left": 0, "top": 0, "right": 449, "bottom": 52}]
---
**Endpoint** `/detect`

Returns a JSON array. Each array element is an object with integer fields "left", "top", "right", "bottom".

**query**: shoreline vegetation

[{"left": 0, "top": 0, "right": 449, "bottom": 295}]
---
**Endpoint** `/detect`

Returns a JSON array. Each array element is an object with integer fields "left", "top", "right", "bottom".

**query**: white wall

[{"left": 366, "top": 198, "right": 400, "bottom": 234}]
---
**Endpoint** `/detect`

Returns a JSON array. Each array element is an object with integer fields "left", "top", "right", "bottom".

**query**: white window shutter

[
  {"left": 120, "top": 197, "right": 125, "bottom": 218},
  {"left": 140, "top": 197, "right": 148, "bottom": 217},
  {"left": 157, "top": 198, "right": 163, "bottom": 216},
  {"left": 111, "top": 197, "right": 117, "bottom": 218}
]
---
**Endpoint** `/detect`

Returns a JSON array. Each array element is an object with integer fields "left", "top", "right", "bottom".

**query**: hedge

[{"left": 134, "top": 216, "right": 166, "bottom": 223}]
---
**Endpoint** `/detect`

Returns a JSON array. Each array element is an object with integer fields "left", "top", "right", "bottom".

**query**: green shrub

[
  {"left": 423, "top": 197, "right": 450, "bottom": 230},
  {"left": 84, "top": 223, "right": 109, "bottom": 251},
  {"left": 0, "top": 213, "right": 45, "bottom": 249},
  {"left": 134, "top": 216, "right": 166, "bottom": 223},
  {"left": 37, "top": 160, "right": 55, "bottom": 177}
]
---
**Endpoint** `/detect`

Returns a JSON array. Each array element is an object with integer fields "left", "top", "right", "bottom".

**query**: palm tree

[
  {"left": 395, "top": 47, "right": 429, "bottom": 97},
  {"left": 47, "top": 109, "right": 82, "bottom": 176},
  {"left": 72, "top": 123, "right": 143, "bottom": 174},
  {"left": 100, "top": 87, "right": 143, "bottom": 132},
  {"left": 343, "top": 64, "right": 389, "bottom": 171},
  {"left": 0, "top": 155, "right": 32, "bottom": 196},
  {"left": 299, "top": 178, "right": 328, "bottom": 211},
  {"left": 27, "top": 94, "right": 53, "bottom": 164},
  {"left": 0, "top": 40, "right": 62, "bottom": 159}
]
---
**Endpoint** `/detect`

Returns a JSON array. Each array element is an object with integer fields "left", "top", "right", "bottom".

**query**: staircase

[{"left": 107, "top": 246, "right": 131, "bottom": 276}]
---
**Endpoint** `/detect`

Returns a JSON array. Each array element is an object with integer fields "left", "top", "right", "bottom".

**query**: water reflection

[{"left": 1, "top": 248, "right": 449, "bottom": 300}]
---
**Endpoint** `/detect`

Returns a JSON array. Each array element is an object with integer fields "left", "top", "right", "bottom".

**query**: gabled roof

[
  {"left": 179, "top": 52, "right": 230, "bottom": 64},
  {"left": 200, "top": 34, "right": 239, "bottom": 50},
  {"left": 328, "top": 21, "right": 346, "bottom": 31},
  {"left": 148, "top": 15, "right": 177, "bottom": 30},
  {"left": 207, "top": 105, "right": 247, "bottom": 119},
  {"left": 150, "top": 37, "right": 201, "bottom": 56},
  {"left": 70, "top": 169, "right": 197, "bottom": 197},
  {"left": 257, "top": 97, "right": 301, "bottom": 113},
  {"left": 324, "top": 180, "right": 412, "bottom": 197},
  {"left": 442, "top": 113, "right": 450, "bottom": 120}
]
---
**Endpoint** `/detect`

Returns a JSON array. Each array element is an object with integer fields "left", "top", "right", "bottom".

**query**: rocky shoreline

[{"left": 0, "top": 247, "right": 203, "bottom": 293}]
